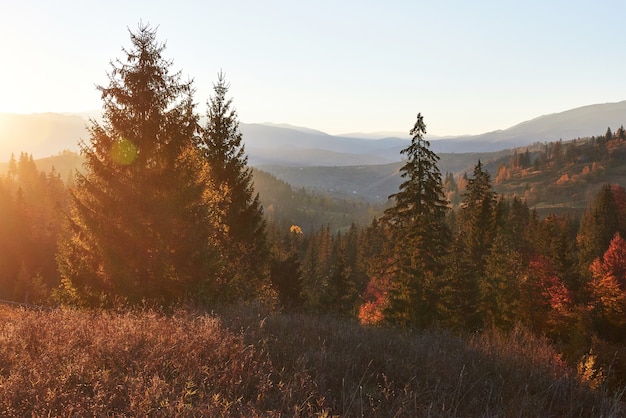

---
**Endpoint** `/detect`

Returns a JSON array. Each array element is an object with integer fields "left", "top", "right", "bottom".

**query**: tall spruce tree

[
  {"left": 380, "top": 113, "right": 450, "bottom": 326},
  {"left": 197, "top": 72, "right": 268, "bottom": 300},
  {"left": 56, "top": 24, "right": 217, "bottom": 307}
]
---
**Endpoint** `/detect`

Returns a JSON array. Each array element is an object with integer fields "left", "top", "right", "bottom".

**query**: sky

[{"left": 1, "top": 0, "right": 625, "bottom": 137}]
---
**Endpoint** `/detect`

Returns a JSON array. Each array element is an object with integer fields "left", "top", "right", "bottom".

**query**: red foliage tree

[
  {"left": 522, "top": 255, "right": 574, "bottom": 337},
  {"left": 588, "top": 233, "right": 626, "bottom": 340},
  {"left": 358, "top": 272, "right": 391, "bottom": 326}
]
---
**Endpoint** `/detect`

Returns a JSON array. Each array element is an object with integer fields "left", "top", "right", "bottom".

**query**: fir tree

[
  {"left": 380, "top": 113, "right": 450, "bottom": 326},
  {"left": 197, "top": 72, "right": 268, "bottom": 300},
  {"left": 57, "top": 24, "right": 217, "bottom": 307},
  {"left": 459, "top": 160, "right": 497, "bottom": 279},
  {"left": 442, "top": 160, "right": 497, "bottom": 329}
]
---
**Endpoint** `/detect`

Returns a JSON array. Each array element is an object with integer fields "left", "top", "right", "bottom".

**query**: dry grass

[{"left": 0, "top": 304, "right": 623, "bottom": 417}]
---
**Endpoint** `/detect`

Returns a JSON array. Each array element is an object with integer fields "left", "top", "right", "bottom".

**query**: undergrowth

[{"left": 0, "top": 304, "right": 623, "bottom": 416}]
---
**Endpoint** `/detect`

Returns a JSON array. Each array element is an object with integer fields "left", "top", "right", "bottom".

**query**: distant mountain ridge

[
  {"left": 433, "top": 101, "right": 626, "bottom": 152},
  {"left": 0, "top": 101, "right": 625, "bottom": 165}
]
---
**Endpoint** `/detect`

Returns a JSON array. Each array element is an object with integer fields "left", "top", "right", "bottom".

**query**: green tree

[
  {"left": 577, "top": 184, "right": 624, "bottom": 279},
  {"left": 605, "top": 127, "right": 614, "bottom": 143},
  {"left": 442, "top": 160, "right": 497, "bottom": 329},
  {"left": 481, "top": 234, "right": 523, "bottom": 330},
  {"left": 532, "top": 214, "right": 579, "bottom": 292},
  {"left": 57, "top": 24, "right": 217, "bottom": 307},
  {"left": 380, "top": 113, "right": 450, "bottom": 326},
  {"left": 197, "top": 72, "right": 269, "bottom": 300},
  {"left": 269, "top": 225, "right": 304, "bottom": 310},
  {"left": 460, "top": 160, "right": 497, "bottom": 277}
]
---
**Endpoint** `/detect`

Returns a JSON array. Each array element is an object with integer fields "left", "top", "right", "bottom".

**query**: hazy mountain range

[{"left": 1, "top": 101, "right": 625, "bottom": 167}]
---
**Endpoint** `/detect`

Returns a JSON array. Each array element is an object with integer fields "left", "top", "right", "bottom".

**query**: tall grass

[{"left": 0, "top": 304, "right": 623, "bottom": 416}]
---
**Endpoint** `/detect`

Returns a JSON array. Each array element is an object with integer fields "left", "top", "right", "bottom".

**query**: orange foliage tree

[{"left": 588, "top": 233, "right": 626, "bottom": 340}]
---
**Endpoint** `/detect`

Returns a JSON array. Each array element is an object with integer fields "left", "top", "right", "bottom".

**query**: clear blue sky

[{"left": 1, "top": 0, "right": 625, "bottom": 136}]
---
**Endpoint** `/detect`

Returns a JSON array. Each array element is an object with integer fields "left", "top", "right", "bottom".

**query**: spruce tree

[
  {"left": 57, "top": 24, "right": 217, "bottom": 307},
  {"left": 381, "top": 113, "right": 450, "bottom": 326},
  {"left": 460, "top": 160, "right": 497, "bottom": 276},
  {"left": 442, "top": 160, "right": 497, "bottom": 329},
  {"left": 578, "top": 184, "right": 624, "bottom": 278},
  {"left": 197, "top": 72, "right": 268, "bottom": 300}
]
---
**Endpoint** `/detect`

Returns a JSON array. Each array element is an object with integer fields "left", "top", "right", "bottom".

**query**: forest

[{"left": 2, "top": 24, "right": 626, "bottom": 415}]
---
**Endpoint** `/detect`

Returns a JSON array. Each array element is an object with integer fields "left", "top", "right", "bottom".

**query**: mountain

[
  {"left": 0, "top": 100, "right": 624, "bottom": 166},
  {"left": 337, "top": 131, "right": 408, "bottom": 139},
  {"left": 0, "top": 112, "right": 89, "bottom": 160},
  {"left": 240, "top": 123, "right": 406, "bottom": 166},
  {"left": 427, "top": 101, "right": 626, "bottom": 153}
]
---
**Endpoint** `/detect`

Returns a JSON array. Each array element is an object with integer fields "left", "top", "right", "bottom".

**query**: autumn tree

[
  {"left": 57, "top": 24, "right": 217, "bottom": 307},
  {"left": 588, "top": 233, "right": 626, "bottom": 341},
  {"left": 359, "top": 218, "right": 395, "bottom": 325},
  {"left": 197, "top": 72, "right": 269, "bottom": 300},
  {"left": 379, "top": 113, "right": 450, "bottom": 326},
  {"left": 520, "top": 255, "right": 575, "bottom": 339}
]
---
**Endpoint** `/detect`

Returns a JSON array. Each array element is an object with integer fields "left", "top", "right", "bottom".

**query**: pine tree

[
  {"left": 56, "top": 24, "right": 217, "bottom": 307},
  {"left": 380, "top": 113, "right": 450, "bottom": 326},
  {"left": 197, "top": 71, "right": 268, "bottom": 300}
]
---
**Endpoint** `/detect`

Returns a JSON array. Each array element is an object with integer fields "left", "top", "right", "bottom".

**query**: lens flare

[{"left": 110, "top": 138, "right": 137, "bottom": 165}]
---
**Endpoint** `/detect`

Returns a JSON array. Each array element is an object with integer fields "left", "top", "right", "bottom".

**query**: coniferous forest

[{"left": 3, "top": 24, "right": 626, "bottom": 415}]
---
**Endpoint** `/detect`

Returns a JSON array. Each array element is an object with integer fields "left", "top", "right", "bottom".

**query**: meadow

[{"left": 0, "top": 304, "right": 623, "bottom": 417}]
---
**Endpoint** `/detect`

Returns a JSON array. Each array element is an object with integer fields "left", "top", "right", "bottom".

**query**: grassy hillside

[{"left": 0, "top": 304, "right": 622, "bottom": 416}]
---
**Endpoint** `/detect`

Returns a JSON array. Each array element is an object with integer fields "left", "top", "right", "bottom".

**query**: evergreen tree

[
  {"left": 481, "top": 233, "right": 523, "bottom": 330},
  {"left": 300, "top": 224, "right": 333, "bottom": 310},
  {"left": 605, "top": 127, "right": 614, "bottom": 143},
  {"left": 57, "top": 24, "right": 217, "bottom": 307},
  {"left": 459, "top": 160, "right": 497, "bottom": 279},
  {"left": 533, "top": 214, "right": 579, "bottom": 291},
  {"left": 442, "top": 160, "right": 497, "bottom": 329},
  {"left": 197, "top": 71, "right": 268, "bottom": 300},
  {"left": 7, "top": 154, "right": 17, "bottom": 180},
  {"left": 269, "top": 225, "right": 304, "bottom": 310},
  {"left": 380, "top": 113, "right": 450, "bottom": 326},
  {"left": 577, "top": 184, "right": 624, "bottom": 278}
]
